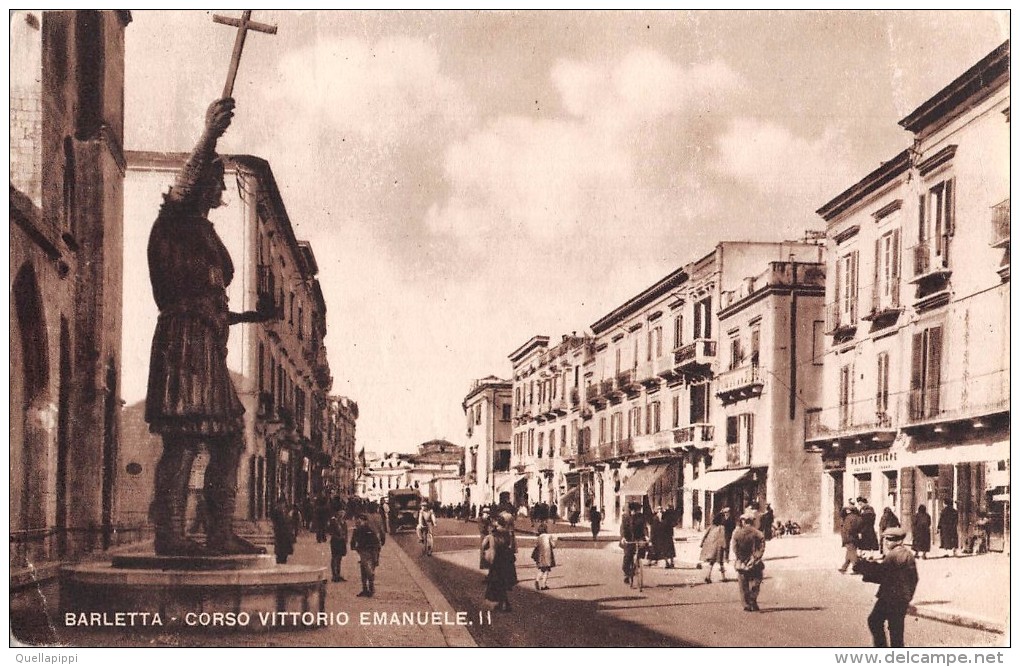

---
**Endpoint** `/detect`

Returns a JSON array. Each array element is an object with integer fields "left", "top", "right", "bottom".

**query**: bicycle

[
  {"left": 419, "top": 523, "right": 434, "bottom": 556},
  {"left": 622, "top": 539, "right": 648, "bottom": 592}
]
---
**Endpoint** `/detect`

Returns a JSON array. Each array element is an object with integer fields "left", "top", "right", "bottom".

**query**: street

[{"left": 404, "top": 519, "right": 1004, "bottom": 648}]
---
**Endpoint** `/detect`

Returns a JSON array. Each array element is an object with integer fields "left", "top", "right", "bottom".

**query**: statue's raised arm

[{"left": 165, "top": 97, "right": 235, "bottom": 207}]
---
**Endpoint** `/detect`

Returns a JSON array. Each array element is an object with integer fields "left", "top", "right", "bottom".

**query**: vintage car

[{"left": 387, "top": 488, "right": 423, "bottom": 534}]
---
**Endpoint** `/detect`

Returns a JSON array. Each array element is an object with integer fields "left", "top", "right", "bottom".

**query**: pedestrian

[
  {"left": 289, "top": 503, "right": 302, "bottom": 541},
  {"left": 692, "top": 504, "right": 704, "bottom": 532},
  {"left": 853, "top": 527, "right": 919, "bottom": 647},
  {"left": 350, "top": 513, "right": 381, "bottom": 597},
  {"left": 620, "top": 502, "right": 647, "bottom": 585},
  {"left": 270, "top": 497, "right": 295, "bottom": 565},
  {"left": 732, "top": 512, "right": 766, "bottom": 612},
  {"left": 721, "top": 507, "right": 736, "bottom": 561},
  {"left": 969, "top": 512, "right": 991, "bottom": 554},
  {"left": 479, "top": 512, "right": 494, "bottom": 577},
  {"left": 878, "top": 508, "right": 900, "bottom": 555},
  {"left": 569, "top": 505, "right": 580, "bottom": 527},
  {"left": 911, "top": 505, "right": 932, "bottom": 559},
  {"left": 838, "top": 505, "right": 862, "bottom": 573},
  {"left": 327, "top": 505, "right": 348, "bottom": 583},
  {"left": 366, "top": 501, "right": 387, "bottom": 550},
  {"left": 590, "top": 505, "right": 602, "bottom": 541},
  {"left": 858, "top": 498, "right": 879, "bottom": 555},
  {"left": 700, "top": 512, "right": 728, "bottom": 583},
  {"left": 531, "top": 523, "right": 557, "bottom": 590},
  {"left": 937, "top": 500, "right": 959, "bottom": 557},
  {"left": 760, "top": 503, "right": 775, "bottom": 541},
  {"left": 484, "top": 513, "right": 518, "bottom": 612},
  {"left": 314, "top": 495, "right": 331, "bottom": 543},
  {"left": 650, "top": 506, "right": 676, "bottom": 568}
]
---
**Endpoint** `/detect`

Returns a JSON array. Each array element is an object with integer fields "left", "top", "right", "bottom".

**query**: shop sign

[
  {"left": 822, "top": 457, "right": 845, "bottom": 472},
  {"left": 847, "top": 450, "right": 897, "bottom": 474}
]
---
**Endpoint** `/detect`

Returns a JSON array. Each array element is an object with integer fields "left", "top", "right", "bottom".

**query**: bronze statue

[{"left": 145, "top": 98, "right": 275, "bottom": 556}]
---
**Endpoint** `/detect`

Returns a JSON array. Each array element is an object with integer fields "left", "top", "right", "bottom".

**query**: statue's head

[{"left": 197, "top": 156, "right": 228, "bottom": 211}]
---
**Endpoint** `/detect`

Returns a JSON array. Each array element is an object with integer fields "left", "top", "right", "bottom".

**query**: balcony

[
  {"left": 715, "top": 365, "right": 765, "bottom": 403},
  {"left": 903, "top": 370, "right": 1009, "bottom": 434},
  {"left": 600, "top": 378, "right": 615, "bottom": 399},
  {"left": 909, "top": 243, "right": 953, "bottom": 309},
  {"left": 991, "top": 199, "right": 1010, "bottom": 248},
  {"left": 862, "top": 285, "right": 902, "bottom": 325},
  {"left": 825, "top": 301, "right": 857, "bottom": 339},
  {"left": 638, "top": 356, "right": 668, "bottom": 390},
  {"left": 804, "top": 407, "right": 896, "bottom": 449},
  {"left": 615, "top": 369, "right": 641, "bottom": 397},
  {"left": 551, "top": 397, "right": 569, "bottom": 416},
  {"left": 570, "top": 387, "right": 581, "bottom": 408},
  {"left": 991, "top": 199, "right": 1010, "bottom": 281},
  {"left": 673, "top": 339, "right": 717, "bottom": 376},
  {"left": 673, "top": 423, "right": 715, "bottom": 449},
  {"left": 586, "top": 384, "right": 606, "bottom": 410}
]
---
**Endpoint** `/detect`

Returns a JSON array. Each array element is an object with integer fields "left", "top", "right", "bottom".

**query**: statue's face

[{"left": 199, "top": 161, "right": 227, "bottom": 210}]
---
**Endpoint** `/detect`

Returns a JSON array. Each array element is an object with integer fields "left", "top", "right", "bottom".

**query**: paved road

[{"left": 400, "top": 519, "right": 1005, "bottom": 648}]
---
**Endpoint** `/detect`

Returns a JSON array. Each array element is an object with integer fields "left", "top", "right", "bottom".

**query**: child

[{"left": 532, "top": 523, "right": 557, "bottom": 590}]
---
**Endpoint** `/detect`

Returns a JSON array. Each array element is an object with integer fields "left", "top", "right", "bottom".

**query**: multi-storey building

[
  {"left": 121, "top": 152, "right": 334, "bottom": 528},
  {"left": 809, "top": 41, "right": 1009, "bottom": 549},
  {"left": 509, "top": 334, "right": 594, "bottom": 512},
  {"left": 462, "top": 376, "right": 513, "bottom": 507},
  {"left": 10, "top": 10, "right": 132, "bottom": 639},
  {"left": 359, "top": 453, "right": 413, "bottom": 500},
  {"left": 408, "top": 440, "right": 465, "bottom": 506},
  {"left": 710, "top": 257, "right": 826, "bottom": 529},
  {"left": 327, "top": 396, "right": 359, "bottom": 496},
  {"left": 511, "top": 241, "right": 823, "bottom": 531}
]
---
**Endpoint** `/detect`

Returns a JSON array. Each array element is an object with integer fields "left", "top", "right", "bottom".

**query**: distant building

[
  {"left": 360, "top": 452, "right": 413, "bottom": 500},
  {"left": 462, "top": 376, "right": 513, "bottom": 507},
  {"left": 409, "top": 439, "right": 465, "bottom": 506},
  {"left": 327, "top": 396, "right": 359, "bottom": 496},
  {"left": 811, "top": 41, "right": 1010, "bottom": 548}
]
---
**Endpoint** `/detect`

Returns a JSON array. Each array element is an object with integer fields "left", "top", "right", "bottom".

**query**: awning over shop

[
  {"left": 496, "top": 474, "right": 527, "bottom": 494},
  {"left": 688, "top": 468, "right": 753, "bottom": 493},
  {"left": 619, "top": 464, "right": 671, "bottom": 498}
]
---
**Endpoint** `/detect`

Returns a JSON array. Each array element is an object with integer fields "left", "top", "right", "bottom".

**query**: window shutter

[
  {"left": 892, "top": 229, "right": 901, "bottom": 282},
  {"left": 693, "top": 303, "right": 702, "bottom": 340},
  {"left": 874, "top": 238, "right": 881, "bottom": 308},
  {"left": 850, "top": 250, "right": 859, "bottom": 319},
  {"left": 918, "top": 194, "right": 927, "bottom": 242},
  {"left": 927, "top": 327, "right": 943, "bottom": 416},
  {"left": 726, "top": 415, "right": 738, "bottom": 444},
  {"left": 944, "top": 179, "right": 955, "bottom": 236}
]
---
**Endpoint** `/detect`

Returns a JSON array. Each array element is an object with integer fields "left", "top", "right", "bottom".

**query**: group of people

[
  {"left": 270, "top": 495, "right": 387, "bottom": 598},
  {"left": 693, "top": 505, "right": 767, "bottom": 611}
]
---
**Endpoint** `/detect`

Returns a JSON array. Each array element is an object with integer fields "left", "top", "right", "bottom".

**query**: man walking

[
  {"left": 327, "top": 505, "right": 348, "bottom": 583},
  {"left": 732, "top": 512, "right": 766, "bottom": 611},
  {"left": 839, "top": 505, "right": 862, "bottom": 573},
  {"left": 937, "top": 500, "right": 959, "bottom": 557},
  {"left": 854, "top": 527, "right": 919, "bottom": 647},
  {"left": 350, "top": 513, "right": 382, "bottom": 597}
]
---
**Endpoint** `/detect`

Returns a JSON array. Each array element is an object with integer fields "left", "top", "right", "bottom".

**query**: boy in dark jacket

[{"left": 350, "top": 513, "right": 381, "bottom": 597}]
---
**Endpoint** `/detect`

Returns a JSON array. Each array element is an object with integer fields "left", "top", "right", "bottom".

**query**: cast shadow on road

[
  {"left": 403, "top": 537, "right": 703, "bottom": 647},
  {"left": 764, "top": 555, "right": 798, "bottom": 561},
  {"left": 756, "top": 606, "right": 827, "bottom": 613}
]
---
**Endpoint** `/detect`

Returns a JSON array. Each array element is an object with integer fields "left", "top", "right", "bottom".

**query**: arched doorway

[{"left": 11, "top": 263, "right": 51, "bottom": 563}]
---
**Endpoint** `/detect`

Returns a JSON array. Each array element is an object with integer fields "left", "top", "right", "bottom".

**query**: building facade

[
  {"left": 509, "top": 241, "right": 824, "bottom": 532},
  {"left": 10, "top": 11, "right": 132, "bottom": 636},
  {"left": 462, "top": 376, "right": 513, "bottom": 507},
  {"left": 120, "top": 152, "right": 334, "bottom": 528},
  {"left": 327, "top": 396, "right": 359, "bottom": 496},
  {"left": 408, "top": 440, "right": 466, "bottom": 506},
  {"left": 809, "top": 42, "right": 1009, "bottom": 549}
]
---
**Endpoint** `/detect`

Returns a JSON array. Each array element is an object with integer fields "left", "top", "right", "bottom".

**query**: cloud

[
  {"left": 274, "top": 36, "right": 475, "bottom": 144},
  {"left": 714, "top": 118, "right": 855, "bottom": 202}
]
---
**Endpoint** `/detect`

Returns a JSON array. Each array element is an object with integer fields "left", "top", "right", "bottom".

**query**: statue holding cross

[
  {"left": 144, "top": 11, "right": 278, "bottom": 557},
  {"left": 212, "top": 10, "right": 277, "bottom": 98}
]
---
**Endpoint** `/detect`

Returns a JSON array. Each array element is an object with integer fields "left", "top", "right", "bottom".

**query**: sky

[{"left": 121, "top": 9, "right": 1008, "bottom": 454}]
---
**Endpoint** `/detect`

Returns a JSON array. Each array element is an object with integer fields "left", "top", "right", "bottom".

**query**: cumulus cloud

[
  {"left": 274, "top": 36, "right": 475, "bottom": 143},
  {"left": 715, "top": 118, "right": 855, "bottom": 202}
]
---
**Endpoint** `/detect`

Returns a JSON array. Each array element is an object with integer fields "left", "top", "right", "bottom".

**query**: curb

[
  {"left": 907, "top": 605, "right": 1006, "bottom": 635},
  {"left": 390, "top": 538, "right": 478, "bottom": 647}
]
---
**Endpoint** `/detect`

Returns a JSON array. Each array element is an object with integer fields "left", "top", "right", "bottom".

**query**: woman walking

[
  {"left": 532, "top": 523, "right": 558, "bottom": 590},
  {"left": 878, "top": 507, "right": 900, "bottom": 555},
  {"left": 484, "top": 514, "right": 519, "bottom": 611},
  {"left": 590, "top": 506, "right": 602, "bottom": 541},
  {"left": 650, "top": 506, "right": 677, "bottom": 568},
  {"left": 700, "top": 513, "right": 728, "bottom": 583},
  {"left": 911, "top": 505, "right": 932, "bottom": 559}
]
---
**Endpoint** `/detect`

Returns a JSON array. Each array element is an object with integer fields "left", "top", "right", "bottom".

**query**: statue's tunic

[{"left": 145, "top": 204, "right": 244, "bottom": 436}]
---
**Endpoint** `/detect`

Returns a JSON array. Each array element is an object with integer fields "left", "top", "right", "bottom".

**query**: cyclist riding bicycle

[
  {"left": 620, "top": 502, "right": 648, "bottom": 585},
  {"left": 417, "top": 502, "right": 437, "bottom": 555}
]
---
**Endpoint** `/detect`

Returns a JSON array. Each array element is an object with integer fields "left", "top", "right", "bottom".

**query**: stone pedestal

[{"left": 61, "top": 554, "right": 327, "bottom": 632}]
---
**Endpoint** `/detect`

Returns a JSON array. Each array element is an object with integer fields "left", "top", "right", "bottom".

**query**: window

[
  {"left": 672, "top": 394, "right": 681, "bottom": 428},
  {"left": 646, "top": 401, "right": 661, "bottom": 434},
  {"left": 693, "top": 297, "right": 712, "bottom": 339},
  {"left": 910, "top": 326, "right": 943, "bottom": 420},
  {"left": 574, "top": 366, "right": 580, "bottom": 387},
  {"left": 673, "top": 315, "right": 683, "bottom": 349},
  {"left": 611, "top": 412, "right": 623, "bottom": 442},
  {"left": 297, "top": 306, "right": 304, "bottom": 340},
  {"left": 475, "top": 405, "right": 482, "bottom": 425},
  {"left": 836, "top": 251, "right": 859, "bottom": 323},
  {"left": 725, "top": 413, "right": 754, "bottom": 466},
  {"left": 874, "top": 229, "right": 901, "bottom": 310},
  {"left": 690, "top": 383, "right": 710, "bottom": 423},
  {"left": 729, "top": 336, "right": 742, "bottom": 370},
  {"left": 599, "top": 418, "right": 606, "bottom": 445},
  {"left": 628, "top": 406, "right": 642, "bottom": 437},
  {"left": 548, "top": 431, "right": 555, "bottom": 457},
  {"left": 876, "top": 352, "right": 890, "bottom": 420},
  {"left": 561, "top": 425, "right": 567, "bottom": 455},
  {"left": 501, "top": 404, "right": 511, "bottom": 421},
  {"left": 919, "top": 179, "right": 955, "bottom": 263},
  {"left": 615, "top": 348, "right": 622, "bottom": 375},
  {"left": 839, "top": 364, "right": 853, "bottom": 428},
  {"left": 812, "top": 321, "right": 825, "bottom": 365},
  {"left": 633, "top": 337, "right": 639, "bottom": 369}
]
